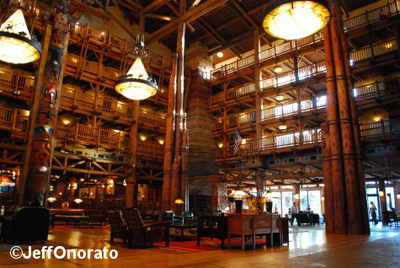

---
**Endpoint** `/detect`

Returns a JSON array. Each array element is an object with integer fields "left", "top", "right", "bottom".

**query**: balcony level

[
  {"left": 209, "top": 38, "right": 399, "bottom": 109},
  {"left": 203, "top": 1, "right": 400, "bottom": 85},
  {"left": 217, "top": 119, "right": 400, "bottom": 163},
  {"left": 212, "top": 77, "right": 400, "bottom": 137}
]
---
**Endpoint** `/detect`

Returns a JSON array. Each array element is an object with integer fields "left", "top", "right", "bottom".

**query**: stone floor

[{"left": 0, "top": 224, "right": 399, "bottom": 268}]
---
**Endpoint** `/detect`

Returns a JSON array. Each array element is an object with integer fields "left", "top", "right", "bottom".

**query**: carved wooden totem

[{"left": 24, "top": 0, "right": 71, "bottom": 205}]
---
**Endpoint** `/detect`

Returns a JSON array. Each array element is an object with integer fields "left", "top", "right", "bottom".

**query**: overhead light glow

[
  {"left": 274, "top": 66, "right": 283, "bottom": 73},
  {"left": 263, "top": 0, "right": 331, "bottom": 40},
  {"left": 115, "top": 57, "right": 158, "bottom": 100},
  {"left": 217, "top": 51, "right": 224, "bottom": 58},
  {"left": 0, "top": 9, "right": 42, "bottom": 64},
  {"left": 278, "top": 124, "right": 287, "bottom": 130},
  {"left": 275, "top": 95, "right": 284, "bottom": 101}
]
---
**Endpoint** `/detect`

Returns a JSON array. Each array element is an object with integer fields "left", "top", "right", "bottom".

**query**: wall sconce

[
  {"left": 379, "top": 190, "right": 384, "bottom": 197},
  {"left": 397, "top": 193, "right": 400, "bottom": 199}
]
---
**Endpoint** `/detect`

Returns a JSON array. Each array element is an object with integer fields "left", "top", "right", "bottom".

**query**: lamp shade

[
  {"left": 278, "top": 124, "right": 287, "bottom": 130},
  {"left": 115, "top": 57, "right": 158, "bottom": 100},
  {"left": 47, "top": 197, "right": 57, "bottom": 203},
  {"left": 262, "top": 0, "right": 331, "bottom": 40},
  {"left": 74, "top": 198, "right": 83, "bottom": 204},
  {"left": 0, "top": 10, "right": 42, "bottom": 64},
  {"left": 229, "top": 190, "right": 249, "bottom": 200},
  {"left": 174, "top": 198, "right": 184, "bottom": 204}
]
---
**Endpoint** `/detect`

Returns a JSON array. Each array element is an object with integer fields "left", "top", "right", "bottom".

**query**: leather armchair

[{"left": 1, "top": 206, "right": 50, "bottom": 244}]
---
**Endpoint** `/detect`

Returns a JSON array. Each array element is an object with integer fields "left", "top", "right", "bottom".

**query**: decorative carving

[{"left": 25, "top": 0, "right": 71, "bottom": 205}]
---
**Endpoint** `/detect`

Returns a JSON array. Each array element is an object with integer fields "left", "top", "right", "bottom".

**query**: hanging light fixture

[
  {"left": 278, "top": 124, "right": 287, "bottom": 130},
  {"left": 217, "top": 51, "right": 224, "bottom": 58},
  {"left": 274, "top": 66, "right": 283, "bottom": 73},
  {"left": 115, "top": 37, "right": 158, "bottom": 100},
  {"left": 262, "top": 0, "right": 331, "bottom": 40},
  {"left": 275, "top": 94, "right": 284, "bottom": 101},
  {"left": 0, "top": 9, "right": 42, "bottom": 64}
]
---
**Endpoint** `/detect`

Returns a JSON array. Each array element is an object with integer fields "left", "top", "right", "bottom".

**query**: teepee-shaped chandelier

[
  {"left": 0, "top": 9, "right": 42, "bottom": 64},
  {"left": 115, "top": 37, "right": 158, "bottom": 100}
]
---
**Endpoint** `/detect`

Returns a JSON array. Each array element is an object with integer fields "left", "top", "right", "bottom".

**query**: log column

[
  {"left": 170, "top": 0, "right": 186, "bottom": 210},
  {"left": 126, "top": 101, "right": 140, "bottom": 208},
  {"left": 21, "top": 0, "right": 71, "bottom": 205},
  {"left": 255, "top": 169, "right": 265, "bottom": 198},
  {"left": 378, "top": 179, "right": 388, "bottom": 225},
  {"left": 254, "top": 30, "right": 263, "bottom": 141},
  {"left": 161, "top": 54, "right": 177, "bottom": 211},
  {"left": 322, "top": 0, "right": 369, "bottom": 234}
]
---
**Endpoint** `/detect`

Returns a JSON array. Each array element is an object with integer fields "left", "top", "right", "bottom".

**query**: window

[
  {"left": 282, "top": 192, "right": 293, "bottom": 216},
  {"left": 300, "top": 190, "right": 322, "bottom": 215}
]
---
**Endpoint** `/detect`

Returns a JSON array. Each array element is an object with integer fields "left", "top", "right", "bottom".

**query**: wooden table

[
  {"left": 170, "top": 223, "right": 197, "bottom": 241},
  {"left": 227, "top": 213, "right": 282, "bottom": 250}
]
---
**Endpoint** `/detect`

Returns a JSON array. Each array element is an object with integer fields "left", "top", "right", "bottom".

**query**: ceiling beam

[
  {"left": 136, "top": 0, "right": 166, "bottom": 18},
  {"left": 146, "top": 0, "right": 229, "bottom": 45},
  {"left": 231, "top": 0, "right": 259, "bottom": 29}
]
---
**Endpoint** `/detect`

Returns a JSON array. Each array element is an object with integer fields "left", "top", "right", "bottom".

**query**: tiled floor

[{"left": 0, "top": 224, "right": 399, "bottom": 267}]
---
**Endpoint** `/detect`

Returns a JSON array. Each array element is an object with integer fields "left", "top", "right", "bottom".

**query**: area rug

[
  {"left": 151, "top": 237, "right": 272, "bottom": 255},
  {"left": 53, "top": 225, "right": 110, "bottom": 230}
]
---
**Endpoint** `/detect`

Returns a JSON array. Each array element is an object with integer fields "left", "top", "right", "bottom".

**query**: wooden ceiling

[{"left": 76, "top": 0, "right": 381, "bottom": 59}]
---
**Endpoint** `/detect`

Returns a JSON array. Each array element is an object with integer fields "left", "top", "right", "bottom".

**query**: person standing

[
  {"left": 370, "top": 201, "right": 378, "bottom": 225},
  {"left": 291, "top": 202, "right": 299, "bottom": 226}
]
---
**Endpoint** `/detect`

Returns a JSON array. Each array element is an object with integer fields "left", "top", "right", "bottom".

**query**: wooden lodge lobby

[{"left": 1, "top": 0, "right": 400, "bottom": 267}]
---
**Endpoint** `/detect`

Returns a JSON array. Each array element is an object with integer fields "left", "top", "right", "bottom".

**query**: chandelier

[
  {"left": 0, "top": 9, "right": 42, "bottom": 64},
  {"left": 262, "top": 0, "right": 330, "bottom": 40},
  {"left": 115, "top": 37, "right": 158, "bottom": 100}
]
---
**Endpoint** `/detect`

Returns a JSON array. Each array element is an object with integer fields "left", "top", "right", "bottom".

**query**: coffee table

[{"left": 170, "top": 223, "right": 197, "bottom": 241}]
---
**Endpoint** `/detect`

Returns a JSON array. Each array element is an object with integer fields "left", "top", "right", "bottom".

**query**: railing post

[
  {"left": 381, "top": 119, "right": 386, "bottom": 136},
  {"left": 11, "top": 108, "right": 18, "bottom": 131},
  {"left": 73, "top": 89, "right": 78, "bottom": 107}
]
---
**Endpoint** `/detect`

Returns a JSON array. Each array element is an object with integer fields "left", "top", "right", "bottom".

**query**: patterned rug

[
  {"left": 53, "top": 225, "right": 110, "bottom": 230},
  {"left": 150, "top": 237, "right": 271, "bottom": 255}
]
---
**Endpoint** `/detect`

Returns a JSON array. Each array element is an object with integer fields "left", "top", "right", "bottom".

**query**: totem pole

[{"left": 24, "top": 0, "right": 72, "bottom": 205}]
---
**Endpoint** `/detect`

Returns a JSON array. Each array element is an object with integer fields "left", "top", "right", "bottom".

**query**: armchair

[
  {"left": 122, "top": 208, "right": 170, "bottom": 248},
  {"left": 1, "top": 206, "right": 50, "bottom": 243},
  {"left": 105, "top": 210, "right": 128, "bottom": 244}
]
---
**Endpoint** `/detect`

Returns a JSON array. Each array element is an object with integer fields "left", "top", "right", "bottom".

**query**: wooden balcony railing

[
  {"left": 0, "top": 107, "right": 29, "bottom": 134},
  {"left": 72, "top": 24, "right": 172, "bottom": 70},
  {"left": 342, "top": 1, "right": 400, "bottom": 31},
  {"left": 214, "top": 76, "right": 400, "bottom": 131},
  {"left": 354, "top": 77, "right": 400, "bottom": 100},
  {"left": 217, "top": 119, "right": 400, "bottom": 158},
  {"left": 360, "top": 119, "right": 400, "bottom": 138},
  {"left": 55, "top": 123, "right": 164, "bottom": 156},
  {"left": 204, "top": 1, "right": 400, "bottom": 81},
  {"left": 216, "top": 129, "right": 322, "bottom": 158},
  {"left": 0, "top": 68, "right": 35, "bottom": 100},
  {"left": 61, "top": 87, "right": 166, "bottom": 125},
  {"left": 210, "top": 39, "right": 398, "bottom": 105}
]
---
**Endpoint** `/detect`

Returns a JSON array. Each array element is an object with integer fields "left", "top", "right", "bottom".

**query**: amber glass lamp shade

[
  {"left": 174, "top": 199, "right": 184, "bottom": 204},
  {"left": 263, "top": 0, "right": 331, "bottom": 40},
  {"left": 115, "top": 57, "right": 158, "bottom": 100},
  {"left": 0, "top": 10, "right": 42, "bottom": 64}
]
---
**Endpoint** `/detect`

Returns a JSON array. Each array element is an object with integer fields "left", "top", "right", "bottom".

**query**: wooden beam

[
  {"left": 145, "top": 14, "right": 176, "bottom": 21},
  {"left": 146, "top": 0, "right": 228, "bottom": 45},
  {"left": 136, "top": 0, "right": 166, "bottom": 18},
  {"left": 231, "top": 0, "right": 259, "bottom": 29},
  {"left": 208, "top": 30, "right": 252, "bottom": 55},
  {"left": 70, "top": 0, "right": 112, "bottom": 20}
]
